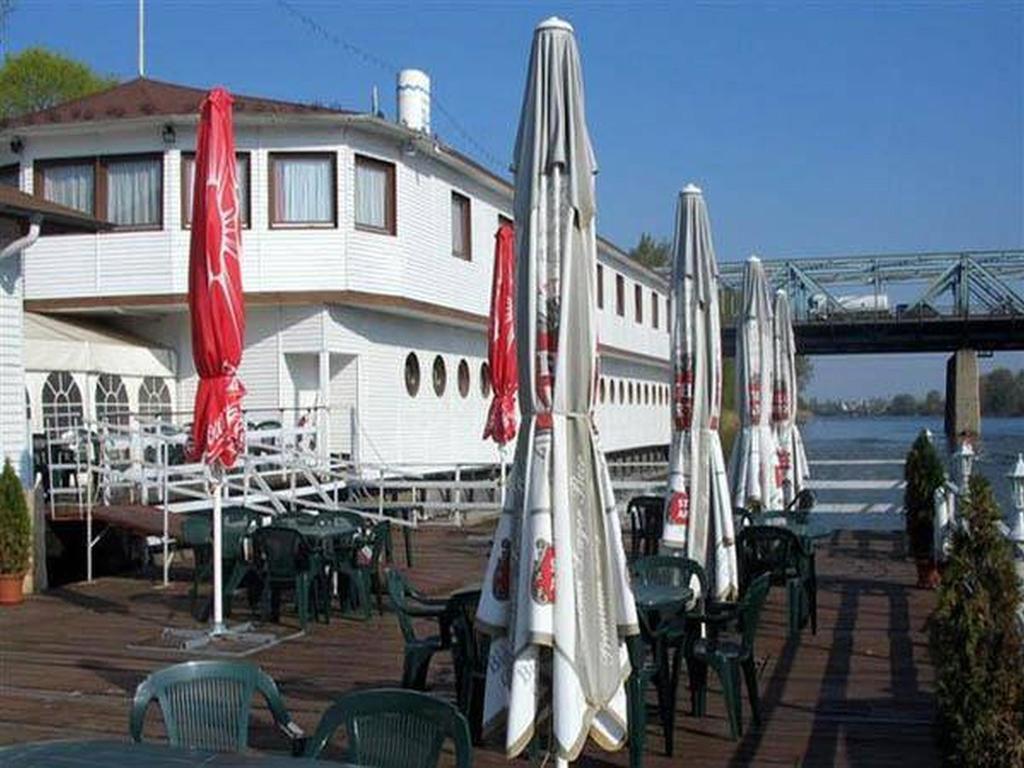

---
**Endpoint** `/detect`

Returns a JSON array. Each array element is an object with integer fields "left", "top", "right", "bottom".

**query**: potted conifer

[
  {"left": 903, "top": 431, "right": 945, "bottom": 588},
  {"left": 0, "top": 459, "right": 31, "bottom": 604}
]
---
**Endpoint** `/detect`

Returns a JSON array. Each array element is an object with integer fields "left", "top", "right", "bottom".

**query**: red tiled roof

[{"left": 1, "top": 77, "right": 352, "bottom": 130}]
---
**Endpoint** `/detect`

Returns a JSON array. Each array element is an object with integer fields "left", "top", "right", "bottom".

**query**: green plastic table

[
  {"left": 0, "top": 740, "right": 358, "bottom": 766},
  {"left": 275, "top": 516, "right": 357, "bottom": 555}
]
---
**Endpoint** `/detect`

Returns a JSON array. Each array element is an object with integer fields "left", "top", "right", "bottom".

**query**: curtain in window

[
  {"left": 451, "top": 197, "right": 467, "bottom": 255},
  {"left": 0, "top": 165, "right": 19, "bottom": 189},
  {"left": 108, "top": 158, "right": 161, "bottom": 226},
  {"left": 185, "top": 155, "right": 249, "bottom": 226},
  {"left": 355, "top": 161, "right": 387, "bottom": 229},
  {"left": 273, "top": 157, "right": 332, "bottom": 223},
  {"left": 235, "top": 157, "right": 249, "bottom": 225},
  {"left": 43, "top": 163, "right": 94, "bottom": 214}
]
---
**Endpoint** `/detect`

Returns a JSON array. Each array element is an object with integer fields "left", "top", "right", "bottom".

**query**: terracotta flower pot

[
  {"left": 0, "top": 572, "right": 25, "bottom": 605},
  {"left": 915, "top": 558, "right": 940, "bottom": 590}
]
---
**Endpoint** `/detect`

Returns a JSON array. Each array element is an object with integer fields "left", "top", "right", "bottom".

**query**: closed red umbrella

[
  {"left": 483, "top": 221, "right": 518, "bottom": 445},
  {"left": 188, "top": 88, "right": 246, "bottom": 633}
]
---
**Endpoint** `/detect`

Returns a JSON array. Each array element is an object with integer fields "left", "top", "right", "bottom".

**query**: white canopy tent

[{"left": 24, "top": 313, "right": 175, "bottom": 378}]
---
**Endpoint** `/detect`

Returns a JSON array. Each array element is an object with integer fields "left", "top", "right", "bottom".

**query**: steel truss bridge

[{"left": 717, "top": 249, "right": 1024, "bottom": 354}]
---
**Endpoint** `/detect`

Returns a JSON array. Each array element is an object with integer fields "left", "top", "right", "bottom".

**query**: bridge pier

[{"left": 944, "top": 349, "right": 981, "bottom": 443}]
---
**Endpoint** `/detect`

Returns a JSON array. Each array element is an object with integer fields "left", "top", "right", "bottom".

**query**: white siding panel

[{"left": 0, "top": 246, "right": 27, "bottom": 480}]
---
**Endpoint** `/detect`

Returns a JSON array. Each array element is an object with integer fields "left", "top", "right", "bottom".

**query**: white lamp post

[
  {"left": 954, "top": 439, "right": 975, "bottom": 497},
  {"left": 1005, "top": 454, "right": 1024, "bottom": 629},
  {"left": 1006, "top": 454, "right": 1024, "bottom": 557}
]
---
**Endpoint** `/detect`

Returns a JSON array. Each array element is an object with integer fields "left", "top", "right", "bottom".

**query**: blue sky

[{"left": 8, "top": 1, "right": 1023, "bottom": 398}]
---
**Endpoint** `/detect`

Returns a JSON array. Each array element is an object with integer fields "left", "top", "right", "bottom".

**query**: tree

[
  {"left": 629, "top": 232, "right": 671, "bottom": 270},
  {"left": 0, "top": 459, "right": 30, "bottom": 575},
  {"left": 0, "top": 47, "right": 116, "bottom": 119},
  {"left": 795, "top": 355, "right": 813, "bottom": 393},
  {"left": 931, "top": 475, "right": 1024, "bottom": 766},
  {"left": 980, "top": 367, "right": 1024, "bottom": 417},
  {"left": 888, "top": 393, "right": 918, "bottom": 416},
  {"left": 903, "top": 430, "right": 945, "bottom": 564},
  {"left": 921, "top": 390, "right": 944, "bottom": 416}
]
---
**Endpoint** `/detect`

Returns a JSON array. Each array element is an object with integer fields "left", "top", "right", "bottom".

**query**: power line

[{"left": 275, "top": 0, "right": 506, "bottom": 173}]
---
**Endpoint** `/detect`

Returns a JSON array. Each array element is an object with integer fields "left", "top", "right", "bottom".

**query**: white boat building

[{"left": 0, "top": 75, "right": 670, "bottom": 492}]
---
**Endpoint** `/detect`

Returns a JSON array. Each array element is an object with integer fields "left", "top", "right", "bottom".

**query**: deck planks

[{"left": 0, "top": 526, "right": 937, "bottom": 766}]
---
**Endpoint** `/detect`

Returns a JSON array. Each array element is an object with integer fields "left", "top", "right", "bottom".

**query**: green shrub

[
  {"left": 904, "top": 430, "right": 946, "bottom": 560},
  {"left": 0, "top": 459, "right": 30, "bottom": 575},
  {"left": 930, "top": 474, "right": 1024, "bottom": 766}
]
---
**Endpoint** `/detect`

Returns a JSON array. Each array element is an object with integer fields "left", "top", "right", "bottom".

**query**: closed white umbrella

[
  {"left": 475, "top": 17, "right": 638, "bottom": 763},
  {"left": 729, "top": 256, "right": 782, "bottom": 511},
  {"left": 662, "top": 184, "right": 738, "bottom": 600},
  {"left": 771, "top": 289, "right": 809, "bottom": 505}
]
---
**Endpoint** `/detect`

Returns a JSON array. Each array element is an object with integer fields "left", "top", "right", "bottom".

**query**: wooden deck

[{"left": 0, "top": 525, "right": 937, "bottom": 766}]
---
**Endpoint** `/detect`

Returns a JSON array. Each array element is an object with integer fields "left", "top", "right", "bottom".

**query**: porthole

[
  {"left": 645, "top": 384, "right": 650, "bottom": 405},
  {"left": 628, "top": 382, "right": 634, "bottom": 405},
  {"left": 609, "top": 379, "right": 616, "bottom": 404},
  {"left": 432, "top": 355, "right": 447, "bottom": 397},
  {"left": 457, "top": 359, "right": 470, "bottom": 398},
  {"left": 480, "top": 362, "right": 492, "bottom": 398},
  {"left": 599, "top": 378, "right": 606, "bottom": 404},
  {"left": 404, "top": 352, "right": 421, "bottom": 397},
  {"left": 618, "top": 380, "right": 624, "bottom": 403}
]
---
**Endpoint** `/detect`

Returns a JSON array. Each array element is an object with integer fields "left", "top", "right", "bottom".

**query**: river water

[{"left": 802, "top": 415, "right": 1023, "bottom": 529}]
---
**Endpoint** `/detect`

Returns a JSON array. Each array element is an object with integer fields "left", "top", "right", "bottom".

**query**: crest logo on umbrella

[
  {"left": 772, "top": 380, "right": 789, "bottom": 423},
  {"left": 667, "top": 489, "right": 690, "bottom": 526},
  {"left": 673, "top": 359, "right": 695, "bottom": 430},
  {"left": 749, "top": 374, "right": 763, "bottom": 425},
  {"left": 531, "top": 539, "right": 556, "bottom": 605},
  {"left": 776, "top": 448, "right": 792, "bottom": 488}
]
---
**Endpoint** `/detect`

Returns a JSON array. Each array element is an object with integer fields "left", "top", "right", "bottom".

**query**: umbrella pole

[
  {"left": 211, "top": 471, "right": 225, "bottom": 635},
  {"left": 499, "top": 444, "right": 508, "bottom": 507}
]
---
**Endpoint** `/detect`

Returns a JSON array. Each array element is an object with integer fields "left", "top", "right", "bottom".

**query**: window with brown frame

[
  {"left": 269, "top": 152, "right": 336, "bottom": 228},
  {"left": 0, "top": 163, "right": 19, "bottom": 189},
  {"left": 596, "top": 264, "right": 604, "bottom": 309},
  {"left": 652, "top": 290, "right": 659, "bottom": 329},
  {"left": 181, "top": 152, "right": 251, "bottom": 228},
  {"left": 34, "top": 154, "right": 164, "bottom": 230},
  {"left": 634, "top": 283, "right": 643, "bottom": 323},
  {"left": 354, "top": 154, "right": 396, "bottom": 235},
  {"left": 451, "top": 191, "right": 471, "bottom": 260},
  {"left": 615, "top": 273, "right": 624, "bottom": 317}
]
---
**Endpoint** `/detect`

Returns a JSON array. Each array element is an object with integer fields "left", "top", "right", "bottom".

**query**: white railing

[{"left": 36, "top": 407, "right": 673, "bottom": 585}]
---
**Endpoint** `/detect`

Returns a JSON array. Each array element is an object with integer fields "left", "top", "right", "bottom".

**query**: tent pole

[{"left": 161, "top": 440, "right": 170, "bottom": 587}]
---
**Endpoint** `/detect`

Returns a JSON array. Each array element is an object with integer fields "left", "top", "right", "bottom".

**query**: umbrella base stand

[{"left": 128, "top": 623, "right": 304, "bottom": 658}]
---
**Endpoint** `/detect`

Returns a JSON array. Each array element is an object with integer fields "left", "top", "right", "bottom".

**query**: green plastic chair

[
  {"left": 386, "top": 569, "right": 448, "bottom": 690},
  {"left": 129, "top": 660, "right": 304, "bottom": 753},
  {"left": 686, "top": 572, "right": 772, "bottom": 740},
  {"left": 445, "top": 589, "right": 488, "bottom": 743},
  {"left": 627, "top": 495, "right": 665, "bottom": 559},
  {"left": 335, "top": 520, "right": 389, "bottom": 619},
  {"left": 304, "top": 688, "right": 472, "bottom": 767},
  {"left": 627, "top": 556, "right": 707, "bottom": 761},
  {"left": 182, "top": 508, "right": 255, "bottom": 621},
  {"left": 737, "top": 525, "right": 817, "bottom": 635},
  {"left": 251, "top": 525, "right": 329, "bottom": 629}
]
